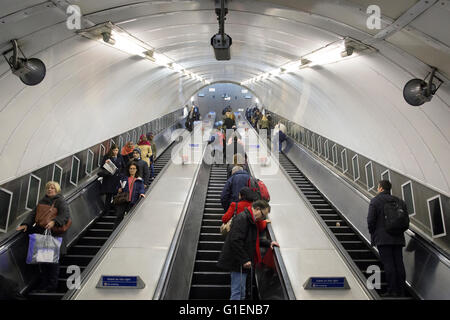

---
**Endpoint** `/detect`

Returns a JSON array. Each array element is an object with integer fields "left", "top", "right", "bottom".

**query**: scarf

[
  {"left": 247, "top": 208, "right": 262, "bottom": 265},
  {"left": 121, "top": 142, "right": 135, "bottom": 156},
  {"left": 138, "top": 134, "right": 151, "bottom": 146}
]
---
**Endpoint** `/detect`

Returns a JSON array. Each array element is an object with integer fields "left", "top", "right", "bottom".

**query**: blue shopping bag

[{"left": 26, "top": 230, "right": 62, "bottom": 264}]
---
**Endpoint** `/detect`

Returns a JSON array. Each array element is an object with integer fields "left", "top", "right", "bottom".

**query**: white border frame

[
  {"left": 86, "top": 149, "right": 94, "bottom": 176},
  {"left": 70, "top": 155, "right": 80, "bottom": 186},
  {"left": 98, "top": 144, "right": 106, "bottom": 167},
  {"left": 324, "top": 140, "right": 329, "bottom": 160},
  {"left": 427, "top": 195, "right": 447, "bottom": 238},
  {"left": 332, "top": 144, "right": 338, "bottom": 166},
  {"left": 0, "top": 187, "right": 13, "bottom": 233},
  {"left": 352, "top": 154, "right": 360, "bottom": 181},
  {"left": 25, "top": 174, "right": 41, "bottom": 211},
  {"left": 401, "top": 180, "right": 416, "bottom": 217},
  {"left": 311, "top": 133, "right": 316, "bottom": 151},
  {"left": 52, "top": 163, "right": 63, "bottom": 186},
  {"left": 317, "top": 136, "right": 322, "bottom": 155},
  {"left": 306, "top": 131, "right": 311, "bottom": 148},
  {"left": 381, "top": 169, "right": 391, "bottom": 182},
  {"left": 341, "top": 149, "right": 348, "bottom": 173},
  {"left": 365, "top": 161, "right": 375, "bottom": 191},
  {"left": 119, "top": 135, "right": 124, "bottom": 151}
]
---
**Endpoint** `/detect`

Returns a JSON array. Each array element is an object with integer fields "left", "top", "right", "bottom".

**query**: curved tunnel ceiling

[{"left": 0, "top": 0, "right": 449, "bottom": 196}]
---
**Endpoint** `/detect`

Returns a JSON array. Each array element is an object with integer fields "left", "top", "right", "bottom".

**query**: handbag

[
  {"left": 220, "top": 203, "right": 238, "bottom": 236},
  {"left": 26, "top": 230, "right": 62, "bottom": 264},
  {"left": 112, "top": 191, "right": 129, "bottom": 205},
  {"left": 35, "top": 202, "right": 72, "bottom": 235}
]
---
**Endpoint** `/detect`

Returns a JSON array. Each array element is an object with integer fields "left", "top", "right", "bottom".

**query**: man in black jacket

[
  {"left": 217, "top": 200, "right": 279, "bottom": 300},
  {"left": 130, "top": 148, "right": 150, "bottom": 187},
  {"left": 367, "top": 180, "right": 408, "bottom": 297}
]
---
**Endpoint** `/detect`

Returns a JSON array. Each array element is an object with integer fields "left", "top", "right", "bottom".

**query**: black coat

[
  {"left": 224, "top": 117, "right": 235, "bottom": 129},
  {"left": 217, "top": 209, "right": 270, "bottom": 272},
  {"left": 367, "top": 191, "right": 407, "bottom": 247},
  {"left": 99, "top": 155, "right": 126, "bottom": 194},
  {"left": 21, "top": 194, "right": 71, "bottom": 255}
]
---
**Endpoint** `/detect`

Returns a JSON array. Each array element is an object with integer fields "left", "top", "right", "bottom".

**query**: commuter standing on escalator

[
  {"left": 217, "top": 200, "right": 279, "bottom": 300},
  {"left": 16, "top": 181, "right": 71, "bottom": 293},
  {"left": 113, "top": 162, "right": 146, "bottom": 227},
  {"left": 221, "top": 166, "right": 251, "bottom": 211},
  {"left": 367, "top": 180, "right": 408, "bottom": 297},
  {"left": 147, "top": 132, "right": 157, "bottom": 180},
  {"left": 99, "top": 145, "right": 126, "bottom": 213},
  {"left": 129, "top": 148, "right": 150, "bottom": 188},
  {"left": 136, "top": 134, "right": 152, "bottom": 168},
  {"left": 121, "top": 141, "right": 135, "bottom": 163}
]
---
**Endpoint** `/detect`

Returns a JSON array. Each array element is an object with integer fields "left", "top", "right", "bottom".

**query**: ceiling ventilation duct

[{"left": 2, "top": 40, "right": 46, "bottom": 86}]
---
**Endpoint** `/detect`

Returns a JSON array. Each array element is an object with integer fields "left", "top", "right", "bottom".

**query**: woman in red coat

[{"left": 222, "top": 187, "right": 269, "bottom": 231}]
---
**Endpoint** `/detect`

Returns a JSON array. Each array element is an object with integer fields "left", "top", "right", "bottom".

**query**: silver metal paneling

[{"left": 284, "top": 136, "right": 450, "bottom": 300}]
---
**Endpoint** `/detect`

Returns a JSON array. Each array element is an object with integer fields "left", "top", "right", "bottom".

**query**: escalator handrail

[
  {"left": 63, "top": 138, "right": 180, "bottom": 300},
  {"left": 153, "top": 125, "right": 212, "bottom": 299},
  {"left": 243, "top": 121, "right": 296, "bottom": 300}
]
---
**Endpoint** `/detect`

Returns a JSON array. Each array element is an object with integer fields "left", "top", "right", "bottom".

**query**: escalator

[
  {"left": 189, "top": 164, "right": 230, "bottom": 299},
  {"left": 27, "top": 143, "right": 176, "bottom": 300},
  {"left": 278, "top": 152, "right": 415, "bottom": 299}
]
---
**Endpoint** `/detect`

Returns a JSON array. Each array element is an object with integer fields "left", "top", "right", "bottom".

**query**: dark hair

[
  {"left": 378, "top": 180, "right": 392, "bottom": 192},
  {"left": 126, "top": 161, "right": 141, "bottom": 178},
  {"left": 107, "top": 144, "right": 119, "bottom": 158},
  {"left": 252, "top": 200, "right": 271, "bottom": 212},
  {"left": 239, "top": 187, "right": 258, "bottom": 202}
]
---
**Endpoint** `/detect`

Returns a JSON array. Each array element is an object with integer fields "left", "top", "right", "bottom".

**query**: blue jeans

[{"left": 230, "top": 270, "right": 247, "bottom": 300}]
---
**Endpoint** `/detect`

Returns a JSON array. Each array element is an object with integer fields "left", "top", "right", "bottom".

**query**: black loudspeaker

[
  {"left": 402, "top": 67, "right": 442, "bottom": 107},
  {"left": 3, "top": 40, "right": 46, "bottom": 86}
]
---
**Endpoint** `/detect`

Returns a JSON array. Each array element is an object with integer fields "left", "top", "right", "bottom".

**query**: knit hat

[{"left": 133, "top": 148, "right": 141, "bottom": 156}]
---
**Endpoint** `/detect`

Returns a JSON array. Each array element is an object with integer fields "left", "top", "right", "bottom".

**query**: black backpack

[{"left": 383, "top": 198, "right": 410, "bottom": 235}]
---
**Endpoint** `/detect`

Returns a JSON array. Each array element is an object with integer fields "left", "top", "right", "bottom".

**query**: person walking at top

[
  {"left": 99, "top": 144, "right": 126, "bottom": 213},
  {"left": 221, "top": 166, "right": 251, "bottom": 211},
  {"left": 217, "top": 200, "right": 279, "bottom": 300},
  {"left": 224, "top": 111, "right": 236, "bottom": 130},
  {"left": 16, "top": 181, "right": 71, "bottom": 292},
  {"left": 367, "top": 180, "right": 408, "bottom": 297}
]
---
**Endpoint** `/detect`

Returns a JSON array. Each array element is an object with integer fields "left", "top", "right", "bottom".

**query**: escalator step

[
  {"left": 200, "top": 233, "right": 225, "bottom": 242},
  {"left": 77, "top": 236, "right": 109, "bottom": 246},
  {"left": 190, "top": 285, "right": 230, "bottom": 300},
  {"left": 59, "top": 254, "right": 95, "bottom": 266},
  {"left": 202, "top": 219, "right": 223, "bottom": 226},
  {"left": 196, "top": 250, "right": 222, "bottom": 260},
  {"left": 192, "top": 272, "right": 230, "bottom": 285},
  {"left": 69, "top": 245, "right": 102, "bottom": 255},
  {"left": 201, "top": 226, "right": 221, "bottom": 234},
  {"left": 198, "top": 241, "right": 224, "bottom": 251}
]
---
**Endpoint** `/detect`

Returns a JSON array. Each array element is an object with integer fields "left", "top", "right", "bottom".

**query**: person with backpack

[{"left": 367, "top": 180, "right": 409, "bottom": 297}]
